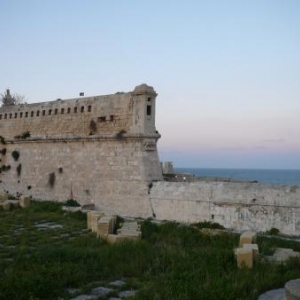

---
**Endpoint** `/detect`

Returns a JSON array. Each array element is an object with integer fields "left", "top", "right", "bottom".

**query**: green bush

[
  {"left": 11, "top": 150, "right": 20, "bottom": 161},
  {"left": 22, "top": 131, "right": 31, "bottom": 139},
  {"left": 193, "top": 221, "right": 225, "bottom": 230},
  {"left": 266, "top": 227, "right": 280, "bottom": 236},
  {"left": 65, "top": 199, "right": 80, "bottom": 207}
]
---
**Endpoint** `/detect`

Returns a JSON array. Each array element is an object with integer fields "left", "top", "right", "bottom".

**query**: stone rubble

[
  {"left": 258, "top": 278, "right": 300, "bottom": 300},
  {"left": 87, "top": 211, "right": 141, "bottom": 243},
  {"left": 0, "top": 195, "right": 30, "bottom": 211},
  {"left": 68, "top": 281, "right": 137, "bottom": 300}
]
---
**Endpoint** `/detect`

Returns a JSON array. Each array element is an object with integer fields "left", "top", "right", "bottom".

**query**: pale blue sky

[{"left": 1, "top": 0, "right": 299, "bottom": 169}]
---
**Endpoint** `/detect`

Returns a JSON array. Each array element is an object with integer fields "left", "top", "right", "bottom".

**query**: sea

[{"left": 174, "top": 168, "right": 300, "bottom": 185}]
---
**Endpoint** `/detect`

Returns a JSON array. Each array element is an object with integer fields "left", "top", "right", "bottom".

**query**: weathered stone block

[
  {"left": 273, "top": 248, "right": 300, "bottom": 262},
  {"left": 0, "top": 193, "right": 8, "bottom": 201},
  {"left": 19, "top": 196, "right": 30, "bottom": 208},
  {"left": 6, "top": 200, "right": 20, "bottom": 208},
  {"left": 243, "top": 243, "right": 259, "bottom": 260},
  {"left": 239, "top": 231, "right": 257, "bottom": 246},
  {"left": 97, "top": 215, "right": 116, "bottom": 238},
  {"left": 0, "top": 201, "right": 11, "bottom": 211},
  {"left": 235, "top": 248, "right": 253, "bottom": 269},
  {"left": 87, "top": 212, "right": 104, "bottom": 232}
]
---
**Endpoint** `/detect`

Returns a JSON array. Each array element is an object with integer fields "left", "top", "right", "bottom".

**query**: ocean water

[{"left": 174, "top": 168, "right": 300, "bottom": 185}]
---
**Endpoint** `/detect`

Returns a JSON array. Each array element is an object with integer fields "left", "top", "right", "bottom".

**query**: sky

[{"left": 0, "top": 0, "right": 299, "bottom": 169}]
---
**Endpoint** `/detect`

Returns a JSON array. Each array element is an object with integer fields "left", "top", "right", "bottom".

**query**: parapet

[{"left": 0, "top": 84, "right": 159, "bottom": 140}]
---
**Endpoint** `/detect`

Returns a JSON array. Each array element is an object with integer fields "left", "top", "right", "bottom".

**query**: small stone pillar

[
  {"left": 87, "top": 212, "right": 104, "bottom": 233},
  {"left": 243, "top": 243, "right": 259, "bottom": 260},
  {"left": 235, "top": 248, "right": 253, "bottom": 269},
  {"left": 19, "top": 196, "right": 30, "bottom": 208},
  {"left": 239, "top": 231, "right": 257, "bottom": 247},
  {"left": 0, "top": 193, "right": 8, "bottom": 201}
]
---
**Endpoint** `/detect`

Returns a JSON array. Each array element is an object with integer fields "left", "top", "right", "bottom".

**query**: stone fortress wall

[
  {"left": 149, "top": 182, "right": 300, "bottom": 235},
  {"left": 0, "top": 84, "right": 162, "bottom": 217},
  {"left": 1, "top": 84, "right": 300, "bottom": 235}
]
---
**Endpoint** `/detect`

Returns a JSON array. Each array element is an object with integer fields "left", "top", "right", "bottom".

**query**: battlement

[{"left": 0, "top": 84, "right": 159, "bottom": 140}]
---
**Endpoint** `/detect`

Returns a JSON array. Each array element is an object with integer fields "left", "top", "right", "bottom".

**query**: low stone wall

[{"left": 149, "top": 181, "right": 300, "bottom": 235}]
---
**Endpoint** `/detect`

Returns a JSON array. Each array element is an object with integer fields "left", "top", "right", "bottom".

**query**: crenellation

[{"left": 0, "top": 91, "right": 148, "bottom": 140}]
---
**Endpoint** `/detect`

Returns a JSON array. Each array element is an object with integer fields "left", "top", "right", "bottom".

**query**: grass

[{"left": 0, "top": 202, "right": 299, "bottom": 300}]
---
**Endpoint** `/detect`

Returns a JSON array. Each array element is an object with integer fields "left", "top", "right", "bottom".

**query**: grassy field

[{"left": 0, "top": 201, "right": 299, "bottom": 300}]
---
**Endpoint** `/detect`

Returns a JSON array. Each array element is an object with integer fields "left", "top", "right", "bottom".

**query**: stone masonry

[{"left": 0, "top": 84, "right": 162, "bottom": 218}]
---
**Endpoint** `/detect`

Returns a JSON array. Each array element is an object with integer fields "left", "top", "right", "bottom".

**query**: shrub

[
  {"left": 266, "top": 227, "right": 280, "bottom": 236},
  {"left": 1, "top": 165, "right": 10, "bottom": 172},
  {"left": 12, "top": 150, "right": 20, "bottom": 161},
  {"left": 65, "top": 199, "right": 80, "bottom": 207},
  {"left": 193, "top": 221, "right": 225, "bottom": 230},
  {"left": 15, "top": 131, "right": 31, "bottom": 139},
  {"left": 22, "top": 131, "right": 31, "bottom": 139}
]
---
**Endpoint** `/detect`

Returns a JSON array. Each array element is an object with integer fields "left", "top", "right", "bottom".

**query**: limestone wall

[
  {"left": 0, "top": 137, "right": 162, "bottom": 218},
  {"left": 149, "top": 182, "right": 300, "bottom": 235},
  {"left": 0, "top": 84, "right": 162, "bottom": 217}
]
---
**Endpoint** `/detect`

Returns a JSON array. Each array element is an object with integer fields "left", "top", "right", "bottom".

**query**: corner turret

[{"left": 131, "top": 84, "right": 158, "bottom": 135}]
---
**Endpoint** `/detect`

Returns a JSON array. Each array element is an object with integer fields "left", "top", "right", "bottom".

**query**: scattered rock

[
  {"left": 108, "top": 280, "right": 126, "bottom": 287},
  {"left": 60, "top": 233, "right": 71, "bottom": 238},
  {"left": 91, "top": 286, "right": 113, "bottom": 297},
  {"left": 272, "top": 248, "right": 300, "bottom": 262},
  {"left": 258, "top": 288, "right": 285, "bottom": 300},
  {"left": 34, "top": 222, "right": 63, "bottom": 229},
  {"left": 118, "top": 290, "right": 136, "bottom": 298},
  {"left": 285, "top": 278, "right": 300, "bottom": 299},
  {"left": 66, "top": 288, "right": 80, "bottom": 296},
  {"left": 69, "top": 295, "right": 96, "bottom": 300}
]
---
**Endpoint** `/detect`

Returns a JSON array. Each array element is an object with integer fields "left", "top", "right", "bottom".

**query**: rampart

[
  {"left": 149, "top": 182, "right": 300, "bottom": 235},
  {"left": 1, "top": 84, "right": 300, "bottom": 235},
  {"left": 0, "top": 84, "right": 163, "bottom": 217}
]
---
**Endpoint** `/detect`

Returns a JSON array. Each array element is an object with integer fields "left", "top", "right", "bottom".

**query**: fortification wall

[
  {"left": 0, "top": 137, "right": 161, "bottom": 217},
  {"left": 0, "top": 84, "right": 163, "bottom": 217},
  {"left": 150, "top": 182, "right": 300, "bottom": 235}
]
